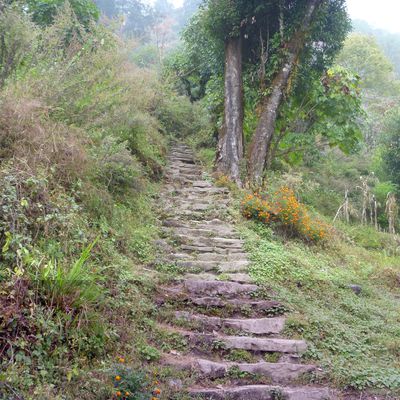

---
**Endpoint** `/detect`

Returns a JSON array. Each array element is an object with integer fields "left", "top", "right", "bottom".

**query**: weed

[{"left": 137, "top": 345, "right": 161, "bottom": 362}]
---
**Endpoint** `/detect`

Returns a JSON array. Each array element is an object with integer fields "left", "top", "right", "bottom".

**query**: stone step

[
  {"left": 218, "top": 260, "right": 250, "bottom": 273},
  {"left": 176, "top": 260, "right": 249, "bottom": 273},
  {"left": 166, "top": 357, "right": 315, "bottom": 382},
  {"left": 162, "top": 328, "right": 307, "bottom": 355},
  {"left": 185, "top": 297, "right": 283, "bottom": 316},
  {"left": 188, "top": 385, "right": 332, "bottom": 400},
  {"left": 163, "top": 222, "right": 237, "bottom": 238},
  {"left": 167, "top": 157, "right": 195, "bottom": 164},
  {"left": 167, "top": 162, "right": 201, "bottom": 169},
  {"left": 174, "top": 187, "right": 229, "bottom": 195},
  {"left": 180, "top": 245, "right": 246, "bottom": 254},
  {"left": 176, "top": 236, "right": 245, "bottom": 248},
  {"left": 176, "top": 260, "right": 219, "bottom": 272},
  {"left": 166, "top": 173, "right": 203, "bottom": 181},
  {"left": 167, "top": 168, "right": 203, "bottom": 176},
  {"left": 182, "top": 273, "right": 252, "bottom": 284},
  {"left": 165, "top": 227, "right": 239, "bottom": 240},
  {"left": 173, "top": 204, "right": 212, "bottom": 212},
  {"left": 183, "top": 279, "right": 258, "bottom": 297},
  {"left": 167, "top": 326, "right": 307, "bottom": 354},
  {"left": 195, "top": 253, "right": 248, "bottom": 262},
  {"left": 175, "top": 312, "right": 286, "bottom": 334},
  {"left": 164, "top": 211, "right": 210, "bottom": 219},
  {"left": 193, "top": 181, "right": 214, "bottom": 188},
  {"left": 217, "top": 335, "right": 308, "bottom": 354}
]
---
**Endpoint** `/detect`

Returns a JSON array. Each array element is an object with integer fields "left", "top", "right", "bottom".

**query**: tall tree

[
  {"left": 202, "top": 0, "right": 245, "bottom": 184},
  {"left": 216, "top": 35, "right": 243, "bottom": 185},
  {"left": 26, "top": 0, "right": 99, "bottom": 26},
  {"left": 94, "top": 0, "right": 156, "bottom": 38},
  {"left": 247, "top": 0, "right": 321, "bottom": 183},
  {"left": 172, "top": 0, "right": 351, "bottom": 185}
]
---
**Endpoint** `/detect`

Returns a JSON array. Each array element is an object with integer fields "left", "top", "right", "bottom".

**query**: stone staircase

[{"left": 157, "top": 143, "right": 332, "bottom": 400}]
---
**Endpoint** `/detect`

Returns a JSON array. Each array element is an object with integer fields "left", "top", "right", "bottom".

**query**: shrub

[
  {"left": 242, "top": 187, "right": 330, "bottom": 243},
  {"left": 110, "top": 360, "right": 160, "bottom": 400},
  {"left": 0, "top": 7, "right": 37, "bottom": 86}
]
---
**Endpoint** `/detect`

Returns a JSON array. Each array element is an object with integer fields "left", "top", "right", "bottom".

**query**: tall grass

[{"left": 36, "top": 239, "right": 100, "bottom": 310}]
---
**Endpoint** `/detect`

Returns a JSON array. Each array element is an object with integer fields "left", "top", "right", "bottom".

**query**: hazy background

[{"left": 143, "top": 0, "right": 400, "bottom": 33}]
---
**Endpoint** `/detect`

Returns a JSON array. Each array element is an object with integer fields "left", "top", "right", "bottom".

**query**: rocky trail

[{"left": 156, "top": 143, "right": 333, "bottom": 400}]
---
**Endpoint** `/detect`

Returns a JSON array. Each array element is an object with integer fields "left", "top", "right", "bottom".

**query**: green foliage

[
  {"left": 274, "top": 66, "right": 363, "bottom": 165},
  {"left": 244, "top": 218, "right": 400, "bottom": 391},
  {"left": 169, "top": 0, "right": 353, "bottom": 169},
  {"left": 137, "top": 344, "right": 161, "bottom": 362},
  {"left": 0, "top": 4, "right": 194, "bottom": 398},
  {"left": 94, "top": 0, "right": 156, "bottom": 38},
  {"left": 382, "top": 108, "right": 400, "bottom": 188},
  {"left": 35, "top": 239, "right": 100, "bottom": 310},
  {"left": 110, "top": 364, "right": 153, "bottom": 400},
  {"left": 24, "top": 0, "right": 99, "bottom": 27},
  {"left": 353, "top": 19, "right": 400, "bottom": 77},
  {"left": 0, "top": 7, "right": 37, "bottom": 86},
  {"left": 336, "top": 33, "right": 399, "bottom": 95}
]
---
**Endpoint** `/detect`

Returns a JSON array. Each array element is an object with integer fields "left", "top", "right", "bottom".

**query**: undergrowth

[
  {"left": 0, "top": 4, "right": 208, "bottom": 399},
  {"left": 242, "top": 220, "right": 400, "bottom": 393}
]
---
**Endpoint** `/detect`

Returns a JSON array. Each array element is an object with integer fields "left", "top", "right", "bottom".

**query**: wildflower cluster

[
  {"left": 111, "top": 357, "right": 162, "bottom": 400},
  {"left": 242, "top": 187, "right": 330, "bottom": 243}
]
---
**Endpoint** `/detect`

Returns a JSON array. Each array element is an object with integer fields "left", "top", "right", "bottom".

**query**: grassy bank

[{"left": 0, "top": 6, "right": 207, "bottom": 399}]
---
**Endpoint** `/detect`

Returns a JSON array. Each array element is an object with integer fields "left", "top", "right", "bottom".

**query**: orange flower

[
  {"left": 154, "top": 388, "right": 161, "bottom": 395},
  {"left": 115, "top": 375, "right": 121, "bottom": 381},
  {"left": 116, "top": 392, "right": 122, "bottom": 397},
  {"left": 125, "top": 392, "right": 130, "bottom": 397},
  {"left": 118, "top": 357, "right": 125, "bottom": 363}
]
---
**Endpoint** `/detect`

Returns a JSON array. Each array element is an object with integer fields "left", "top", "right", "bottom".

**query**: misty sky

[
  {"left": 347, "top": 0, "right": 400, "bottom": 33},
  {"left": 146, "top": 0, "right": 400, "bottom": 34}
]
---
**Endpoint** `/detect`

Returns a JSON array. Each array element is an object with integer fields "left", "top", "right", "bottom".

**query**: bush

[{"left": 242, "top": 187, "right": 331, "bottom": 243}]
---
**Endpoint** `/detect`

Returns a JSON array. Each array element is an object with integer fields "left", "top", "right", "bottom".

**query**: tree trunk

[
  {"left": 247, "top": 0, "right": 321, "bottom": 184},
  {"left": 216, "top": 36, "right": 243, "bottom": 186}
]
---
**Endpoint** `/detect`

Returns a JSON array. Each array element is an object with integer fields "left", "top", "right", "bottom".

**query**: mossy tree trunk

[
  {"left": 247, "top": 0, "right": 322, "bottom": 184},
  {"left": 216, "top": 35, "right": 244, "bottom": 186}
]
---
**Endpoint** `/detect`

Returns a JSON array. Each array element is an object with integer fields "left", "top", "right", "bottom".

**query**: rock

[
  {"left": 180, "top": 273, "right": 251, "bottom": 284},
  {"left": 167, "top": 379, "right": 183, "bottom": 391},
  {"left": 220, "top": 335, "right": 308, "bottom": 354},
  {"left": 180, "top": 245, "right": 246, "bottom": 254},
  {"left": 193, "top": 359, "right": 315, "bottom": 382},
  {"left": 183, "top": 279, "right": 258, "bottom": 296},
  {"left": 348, "top": 284, "right": 362, "bottom": 295},
  {"left": 217, "top": 260, "right": 250, "bottom": 273},
  {"left": 187, "top": 297, "right": 282, "bottom": 313},
  {"left": 193, "top": 181, "right": 213, "bottom": 188},
  {"left": 175, "top": 312, "right": 285, "bottom": 334},
  {"left": 188, "top": 385, "right": 332, "bottom": 400},
  {"left": 153, "top": 239, "right": 174, "bottom": 253}
]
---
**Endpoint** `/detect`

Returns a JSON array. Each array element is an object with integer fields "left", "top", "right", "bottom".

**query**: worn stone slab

[
  {"left": 169, "top": 228, "right": 239, "bottom": 239},
  {"left": 183, "top": 280, "right": 258, "bottom": 297},
  {"left": 196, "top": 359, "right": 315, "bottom": 382},
  {"left": 181, "top": 273, "right": 252, "bottom": 284},
  {"left": 217, "top": 335, "right": 307, "bottom": 354},
  {"left": 176, "top": 260, "right": 249, "bottom": 273},
  {"left": 192, "top": 181, "right": 214, "bottom": 188},
  {"left": 180, "top": 245, "right": 246, "bottom": 254},
  {"left": 189, "top": 385, "right": 332, "bottom": 400},
  {"left": 217, "top": 260, "right": 250, "bottom": 273},
  {"left": 177, "top": 260, "right": 219, "bottom": 272},
  {"left": 195, "top": 253, "right": 248, "bottom": 262},
  {"left": 175, "top": 312, "right": 285, "bottom": 334},
  {"left": 187, "top": 297, "right": 281, "bottom": 312}
]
